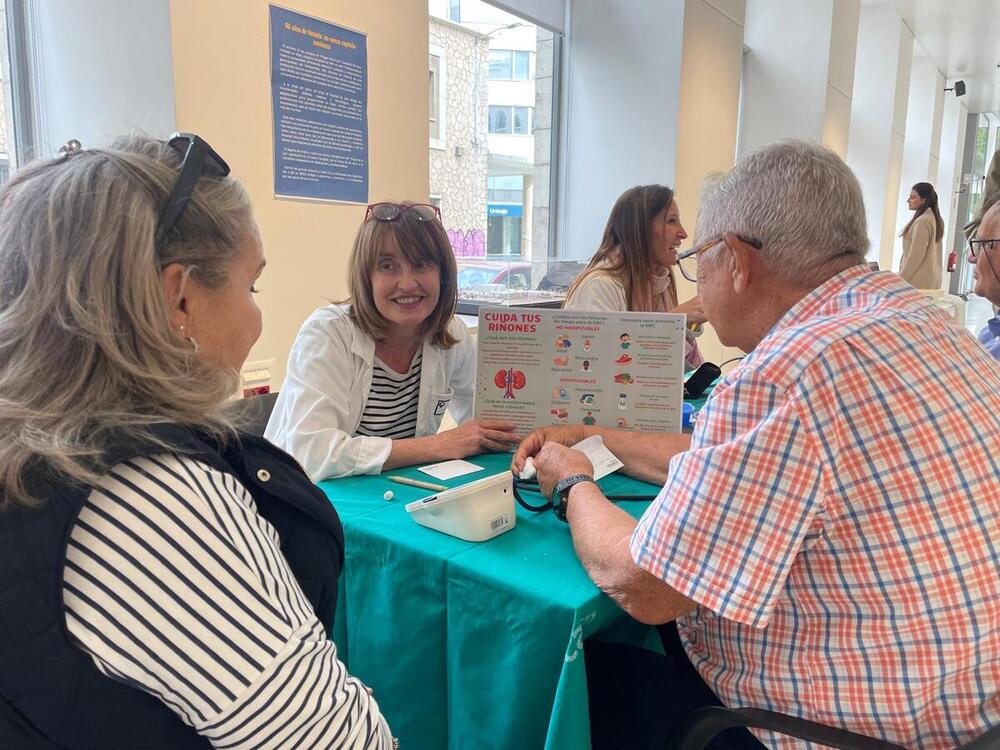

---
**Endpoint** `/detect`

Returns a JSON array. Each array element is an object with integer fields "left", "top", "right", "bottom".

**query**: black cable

[{"left": 512, "top": 477, "right": 657, "bottom": 514}]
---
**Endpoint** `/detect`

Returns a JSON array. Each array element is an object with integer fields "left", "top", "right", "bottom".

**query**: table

[{"left": 318, "top": 453, "right": 660, "bottom": 750}]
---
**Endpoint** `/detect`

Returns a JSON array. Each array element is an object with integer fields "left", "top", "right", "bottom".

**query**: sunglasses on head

[
  {"left": 155, "top": 133, "right": 231, "bottom": 247},
  {"left": 365, "top": 202, "right": 442, "bottom": 223}
]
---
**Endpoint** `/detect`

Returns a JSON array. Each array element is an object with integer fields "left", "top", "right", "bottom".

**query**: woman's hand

[
  {"left": 440, "top": 419, "right": 520, "bottom": 458},
  {"left": 670, "top": 296, "right": 707, "bottom": 325},
  {"left": 511, "top": 425, "right": 588, "bottom": 476}
]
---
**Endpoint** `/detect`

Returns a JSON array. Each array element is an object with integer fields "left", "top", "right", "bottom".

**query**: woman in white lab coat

[{"left": 266, "top": 202, "right": 518, "bottom": 480}]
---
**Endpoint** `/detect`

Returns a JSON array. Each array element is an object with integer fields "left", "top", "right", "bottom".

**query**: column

[
  {"left": 936, "top": 93, "right": 970, "bottom": 265},
  {"left": 892, "top": 53, "right": 946, "bottom": 275},
  {"left": 556, "top": 0, "right": 685, "bottom": 259},
  {"left": 674, "top": 0, "right": 746, "bottom": 364},
  {"left": 846, "top": 1, "right": 914, "bottom": 269},
  {"left": 738, "top": 0, "right": 860, "bottom": 158}
]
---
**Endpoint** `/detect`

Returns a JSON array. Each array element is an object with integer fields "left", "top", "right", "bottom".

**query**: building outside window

[
  {"left": 487, "top": 174, "right": 523, "bottom": 255},
  {"left": 488, "top": 49, "right": 531, "bottom": 80},
  {"left": 428, "top": 49, "right": 445, "bottom": 148},
  {"left": 428, "top": 0, "right": 558, "bottom": 288},
  {"left": 488, "top": 105, "right": 531, "bottom": 135}
]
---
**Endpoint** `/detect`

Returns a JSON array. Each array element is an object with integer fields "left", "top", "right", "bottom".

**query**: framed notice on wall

[
  {"left": 474, "top": 307, "right": 686, "bottom": 435},
  {"left": 268, "top": 5, "right": 369, "bottom": 203}
]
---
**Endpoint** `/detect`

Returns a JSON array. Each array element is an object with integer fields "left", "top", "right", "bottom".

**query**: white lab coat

[{"left": 265, "top": 305, "right": 477, "bottom": 480}]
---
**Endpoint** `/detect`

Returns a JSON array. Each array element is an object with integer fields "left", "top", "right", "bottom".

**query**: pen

[{"left": 387, "top": 475, "right": 449, "bottom": 492}]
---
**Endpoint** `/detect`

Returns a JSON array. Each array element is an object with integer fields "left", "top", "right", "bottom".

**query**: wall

[
  {"left": 673, "top": 0, "right": 746, "bottom": 366},
  {"left": 170, "top": 0, "right": 428, "bottom": 389},
  {"left": 33, "top": 0, "right": 176, "bottom": 154},
  {"left": 556, "top": 0, "right": 685, "bottom": 260},
  {"left": 820, "top": 0, "right": 859, "bottom": 157},
  {"left": 846, "top": 2, "right": 913, "bottom": 269},
  {"left": 893, "top": 52, "right": 945, "bottom": 277},
  {"left": 429, "top": 17, "right": 489, "bottom": 251},
  {"left": 739, "top": 0, "right": 833, "bottom": 155},
  {"left": 936, "top": 94, "right": 969, "bottom": 259},
  {"left": 489, "top": 0, "right": 566, "bottom": 33}
]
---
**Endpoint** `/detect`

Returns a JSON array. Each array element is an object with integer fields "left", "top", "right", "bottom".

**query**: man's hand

[
  {"left": 511, "top": 425, "right": 588, "bottom": 476},
  {"left": 533, "top": 443, "right": 595, "bottom": 499}
]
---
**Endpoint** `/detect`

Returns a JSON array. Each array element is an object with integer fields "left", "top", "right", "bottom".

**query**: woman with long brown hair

[
  {"left": 899, "top": 181, "right": 945, "bottom": 289},
  {"left": 563, "top": 185, "right": 704, "bottom": 370},
  {"left": 265, "top": 202, "right": 518, "bottom": 480}
]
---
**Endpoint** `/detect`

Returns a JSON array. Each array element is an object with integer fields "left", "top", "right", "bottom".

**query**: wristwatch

[{"left": 552, "top": 474, "right": 595, "bottom": 521}]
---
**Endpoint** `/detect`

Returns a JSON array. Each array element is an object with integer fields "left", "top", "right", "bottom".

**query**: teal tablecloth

[{"left": 318, "top": 453, "right": 659, "bottom": 750}]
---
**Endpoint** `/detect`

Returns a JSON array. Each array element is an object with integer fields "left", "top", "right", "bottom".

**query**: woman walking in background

[{"left": 899, "top": 181, "right": 944, "bottom": 289}]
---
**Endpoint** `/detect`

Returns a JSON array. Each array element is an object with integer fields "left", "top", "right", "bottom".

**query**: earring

[{"left": 178, "top": 325, "right": 199, "bottom": 354}]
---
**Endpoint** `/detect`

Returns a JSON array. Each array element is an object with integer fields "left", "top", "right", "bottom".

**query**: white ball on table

[{"left": 383, "top": 490, "right": 394, "bottom": 501}]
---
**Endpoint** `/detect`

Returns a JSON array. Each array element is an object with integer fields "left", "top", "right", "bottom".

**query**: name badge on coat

[{"left": 431, "top": 389, "right": 453, "bottom": 416}]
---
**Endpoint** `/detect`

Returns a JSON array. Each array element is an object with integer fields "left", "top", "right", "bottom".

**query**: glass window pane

[
  {"left": 489, "top": 106, "right": 510, "bottom": 134},
  {"left": 429, "top": 2, "right": 559, "bottom": 288},
  {"left": 513, "top": 107, "right": 530, "bottom": 134},
  {"left": 514, "top": 51, "right": 530, "bottom": 80},
  {"left": 449, "top": 0, "right": 461, "bottom": 22},
  {"left": 428, "top": 55, "right": 441, "bottom": 140},
  {"left": 488, "top": 50, "right": 512, "bottom": 80}
]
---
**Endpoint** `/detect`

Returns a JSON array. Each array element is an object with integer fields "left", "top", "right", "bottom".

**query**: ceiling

[{"left": 888, "top": 0, "right": 1000, "bottom": 114}]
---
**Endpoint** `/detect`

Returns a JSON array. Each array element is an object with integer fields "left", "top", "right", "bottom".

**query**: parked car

[{"left": 456, "top": 260, "right": 531, "bottom": 290}]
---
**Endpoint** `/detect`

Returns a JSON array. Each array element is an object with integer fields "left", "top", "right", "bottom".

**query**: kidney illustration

[{"left": 494, "top": 368, "right": 527, "bottom": 399}]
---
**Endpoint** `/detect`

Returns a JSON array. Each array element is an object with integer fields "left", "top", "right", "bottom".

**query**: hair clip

[{"left": 58, "top": 139, "right": 83, "bottom": 158}]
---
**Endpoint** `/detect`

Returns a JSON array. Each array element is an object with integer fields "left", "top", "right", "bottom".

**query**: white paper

[
  {"left": 518, "top": 435, "right": 623, "bottom": 481},
  {"left": 419, "top": 459, "right": 486, "bottom": 481},
  {"left": 570, "top": 435, "right": 624, "bottom": 480}
]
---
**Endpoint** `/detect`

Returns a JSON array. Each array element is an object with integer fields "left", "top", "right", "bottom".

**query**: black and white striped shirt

[
  {"left": 355, "top": 351, "right": 421, "bottom": 440},
  {"left": 63, "top": 455, "right": 393, "bottom": 749}
]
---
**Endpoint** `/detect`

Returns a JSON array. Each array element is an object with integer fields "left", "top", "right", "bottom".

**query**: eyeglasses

[
  {"left": 365, "top": 202, "right": 442, "bottom": 223},
  {"left": 968, "top": 238, "right": 999, "bottom": 259},
  {"left": 155, "top": 133, "right": 231, "bottom": 247},
  {"left": 676, "top": 234, "right": 763, "bottom": 282}
]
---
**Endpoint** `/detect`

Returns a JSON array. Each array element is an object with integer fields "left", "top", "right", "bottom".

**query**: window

[
  {"left": 513, "top": 51, "right": 529, "bottom": 80},
  {"left": 488, "top": 174, "right": 523, "bottom": 203},
  {"left": 488, "top": 50, "right": 531, "bottom": 80},
  {"left": 428, "top": 0, "right": 560, "bottom": 285},
  {"left": 487, "top": 175, "right": 524, "bottom": 256},
  {"left": 488, "top": 106, "right": 531, "bottom": 135},
  {"left": 0, "top": 0, "right": 35, "bottom": 185},
  {"left": 487, "top": 215, "right": 522, "bottom": 255},
  {"left": 428, "top": 47, "right": 446, "bottom": 149}
]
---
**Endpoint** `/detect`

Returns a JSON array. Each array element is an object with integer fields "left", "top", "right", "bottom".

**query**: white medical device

[{"left": 405, "top": 471, "right": 516, "bottom": 542}]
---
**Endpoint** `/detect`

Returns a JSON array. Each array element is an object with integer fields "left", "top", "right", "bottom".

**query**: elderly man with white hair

[
  {"left": 513, "top": 141, "right": 1000, "bottom": 750},
  {"left": 969, "top": 199, "right": 1000, "bottom": 359}
]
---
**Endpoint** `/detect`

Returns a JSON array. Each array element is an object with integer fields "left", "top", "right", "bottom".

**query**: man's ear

[
  {"left": 160, "top": 262, "right": 189, "bottom": 333},
  {"left": 723, "top": 233, "right": 754, "bottom": 295}
]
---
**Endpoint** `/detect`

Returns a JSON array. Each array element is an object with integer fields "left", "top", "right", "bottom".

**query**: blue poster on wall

[{"left": 269, "top": 5, "right": 368, "bottom": 203}]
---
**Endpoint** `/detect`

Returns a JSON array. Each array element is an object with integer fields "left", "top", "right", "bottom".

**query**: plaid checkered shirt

[{"left": 631, "top": 266, "right": 1000, "bottom": 749}]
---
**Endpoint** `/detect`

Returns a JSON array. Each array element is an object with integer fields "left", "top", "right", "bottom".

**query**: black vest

[{"left": 0, "top": 426, "right": 344, "bottom": 749}]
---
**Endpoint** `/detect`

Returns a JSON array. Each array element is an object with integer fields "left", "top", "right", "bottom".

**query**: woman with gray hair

[{"left": 0, "top": 135, "right": 393, "bottom": 748}]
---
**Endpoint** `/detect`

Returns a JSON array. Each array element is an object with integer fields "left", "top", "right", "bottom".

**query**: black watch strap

[{"left": 552, "top": 474, "right": 595, "bottom": 521}]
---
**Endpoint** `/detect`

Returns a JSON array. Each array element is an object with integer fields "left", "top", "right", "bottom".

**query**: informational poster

[
  {"left": 475, "top": 307, "right": 686, "bottom": 434},
  {"left": 269, "top": 5, "right": 368, "bottom": 203}
]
